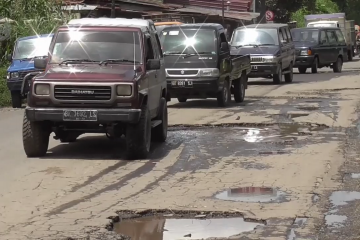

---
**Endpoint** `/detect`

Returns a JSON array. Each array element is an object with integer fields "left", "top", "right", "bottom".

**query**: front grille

[
  {"left": 167, "top": 70, "right": 198, "bottom": 75},
  {"left": 251, "top": 57, "right": 262, "bottom": 62},
  {"left": 54, "top": 85, "right": 112, "bottom": 101}
]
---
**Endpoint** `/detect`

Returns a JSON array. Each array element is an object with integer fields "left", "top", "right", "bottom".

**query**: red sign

[{"left": 265, "top": 10, "right": 274, "bottom": 21}]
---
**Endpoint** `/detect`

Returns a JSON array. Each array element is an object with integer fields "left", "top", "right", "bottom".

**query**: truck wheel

[
  {"left": 311, "top": 58, "right": 318, "bottom": 73},
  {"left": 177, "top": 97, "right": 187, "bottom": 103},
  {"left": 22, "top": 113, "right": 50, "bottom": 157},
  {"left": 217, "top": 80, "right": 230, "bottom": 107},
  {"left": 272, "top": 66, "right": 282, "bottom": 84},
  {"left": 59, "top": 132, "right": 81, "bottom": 143},
  {"left": 11, "top": 91, "right": 22, "bottom": 108},
  {"left": 333, "top": 57, "right": 343, "bottom": 73},
  {"left": 298, "top": 67, "right": 307, "bottom": 74},
  {"left": 348, "top": 50, "right": 353, "bottom": 61},
  {"left": 151, "top": 98, "right": 168, "bottom": 142},
  {"left": 234, "top": 76, "right": 246, "bottom": 103},
  {"left": 125, "top": 105, "right": 151, "bottom": 159},
  {"left": 284, "top": 63, "right": 293, "bottom": 83}
]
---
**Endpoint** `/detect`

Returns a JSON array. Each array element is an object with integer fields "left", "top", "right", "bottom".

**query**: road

[{"left": 1, "top": 61, "right": 360, "bottom": 239}]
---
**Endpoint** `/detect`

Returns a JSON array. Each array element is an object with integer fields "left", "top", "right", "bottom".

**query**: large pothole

[{"left": 108, "top": 210, "right": 265, "bottom": 239}]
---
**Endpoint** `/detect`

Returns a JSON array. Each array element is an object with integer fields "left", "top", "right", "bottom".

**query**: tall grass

[{"left": 0, "top": 0, "right": 68, "bottom": 106}]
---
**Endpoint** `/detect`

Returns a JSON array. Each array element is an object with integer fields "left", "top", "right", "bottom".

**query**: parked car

[
  {"left": 291, "top": 27, "right": 347, "bottom": 73},
  {"left": 6, "top": 34, "right": 53, "bottom": 108},
  {"left": 23, "top": 18, "right": 167, "bottom": 160},
  {"left": 230, "top": 23, "right": 295, "bottom": 84},
  {"left": 160, "top": 23, "right": 251, "bottom": 107}
]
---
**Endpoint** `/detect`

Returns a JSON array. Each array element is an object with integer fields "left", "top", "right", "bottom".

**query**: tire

[
  {"left": 11, "top": 91, "right": 22, "bottom": 108},
  {"left": 284, "top": 63, "right": 293, "bottom": 83},
  {"left": 234, "top": 75, "right": 246, "bottom": 103},
  {"left": 125, "top": 105, "right": 151, "bottom": 159},
  {"left": 272, "top": 66, "right": 282, "bottom": 84},
  {"left": 217, "top": 79, "right": 230, "bottom": 107},
  {"left": 151, "top": 98, "right": 168, "bottom": 142},
  {"left": 311, "top": 58, "right": 318, "bottom": 73},
  {"left": 348, "top": 50, "right": 353, "bottom": 61},
  {"left": 333, "top": 57, "right": 343, "bottom": 73},
  {"left": 22, "top": 112, "right": 50, "bottom": 157},
  {"left": 177, "top": 97, "right": 187, "bottom": 103},
  {"left": 298, "top": 67, "right": 307, "bottom": 74},
  {"left": 59, "top": 132, "right": 81, "bottom": 143}
]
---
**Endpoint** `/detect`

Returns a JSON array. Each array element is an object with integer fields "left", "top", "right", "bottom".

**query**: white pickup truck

[{"left": 305, "top": 13, "right": 356, "bottom": 61}]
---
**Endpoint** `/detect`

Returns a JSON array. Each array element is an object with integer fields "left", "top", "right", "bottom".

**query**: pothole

[
  {"left": 109, "top": 210, "right": 265, "bottom": 239},
  {"left": 287, "top": 113, "right": 309, "bottom": 119},
  {"left": 296, "top": 106, "right": 319, "bottom": 111},
  {"left": 214, "top": 187, "right": 289, "bottom": 203}
]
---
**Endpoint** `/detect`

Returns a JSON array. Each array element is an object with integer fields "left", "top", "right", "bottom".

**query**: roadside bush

[{"left": 0, "top": 67, "right": 11, "bottom": 107}]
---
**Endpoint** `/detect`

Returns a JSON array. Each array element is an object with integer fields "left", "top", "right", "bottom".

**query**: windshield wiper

[
  {"left": 235, "top": 44, "right": 259, "bottom": 48},
  {"left": 258, "top": 43, "right": 275, "bottom": 46},
  {"left": 59, "top": 59, "right": 97, "bottom": 65},
  {"left": 164, "top": 51, "right": 183, "bottom": 55},
  {"left": 99, "top": 59, "right": 140, "bottom": 65},
  {"left": 183, "top": 52, "right": 213, "bottom": 58}
]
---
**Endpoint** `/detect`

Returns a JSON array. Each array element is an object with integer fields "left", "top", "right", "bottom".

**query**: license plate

[
  {"left": 171, "top": 80, "right": 193, "bottom": 87},
  {"left": 63, "top": 110, "right": 98, "bottom": 121}
]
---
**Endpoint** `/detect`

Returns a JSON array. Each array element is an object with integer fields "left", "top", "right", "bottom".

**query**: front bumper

[
  {"left": 294, "top": 55, "right": 315, "bottom": 67},
  {"left": 167, "top": 77, "right": 221, "bottom": 98},
  {"left": 248, "top": 63, "right": 279, "bottom": 77},
  {"left": 7, "top": 79, "right": 23, "bottom": 92},
  {"left": 25, "top": 107, "right": 142, "bottom": 123}
]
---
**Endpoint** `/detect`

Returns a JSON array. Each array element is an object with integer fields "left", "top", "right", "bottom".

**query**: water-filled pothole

[
  {"left": 215, "top": 187, "right": 289, "bottom": 203},
  {"left": 110, "top": 210, "right": 265, "bottom": 240}
]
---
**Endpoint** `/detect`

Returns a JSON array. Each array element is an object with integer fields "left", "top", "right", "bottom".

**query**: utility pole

[
  {"left": 111, "top": 0, "right": 115, "bottom": 18},
  {"left": 222, "top": 0, "right": 224, "bottom": 24}
]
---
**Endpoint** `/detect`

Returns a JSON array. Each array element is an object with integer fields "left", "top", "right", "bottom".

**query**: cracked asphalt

[{"left": 1, "top": 61, "right": 360, "bottom": 239}]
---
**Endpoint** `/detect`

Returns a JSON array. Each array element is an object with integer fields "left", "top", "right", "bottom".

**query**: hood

[
  {"left": 36, "top": 64, "right": 142, "bottom": 82},
  {"left": 164, "top": 54, "right": 217, "bottom": 69},
  {"left": 230, "top": 45, "right": 280, "bottom": 56},
  {"left": 7, "top": 59, "right": 36, "bottom": 72},
  {"left": 294, "top": 41, "right": 318, "bottom": 49}
]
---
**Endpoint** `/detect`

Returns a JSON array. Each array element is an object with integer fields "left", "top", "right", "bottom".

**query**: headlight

[
  {"left": 116, "top": 85, "right": 132, "bottom": 96},
  {"left": 262, "top": 56, "right": 275, "bottom": 63},
  {"left": 6, "top": 72, "right": 10, "bottom": 80},
  {"left": 300, "top": 49, "right": 312, "bottom": 55},
  {"left": 200, "top": 68, "right": 219, "bottom": 77},
  {"left": 35, "top": 84, "right": 50, "bottom": 95},
  {"left": 10, "top": 72, "right": 19, "bottom": 78}
]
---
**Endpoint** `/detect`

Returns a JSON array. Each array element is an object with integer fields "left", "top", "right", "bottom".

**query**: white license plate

[
  {"left": 171, "top": 80, "right": 193, "bottom": 87},
  {"left": 63, "top": 110, "right": 98, "bottom": 121}
]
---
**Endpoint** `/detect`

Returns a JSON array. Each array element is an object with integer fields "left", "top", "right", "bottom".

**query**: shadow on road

[
  {"left": 42, "top": 135, "right": 173, "bottom": 160},
  {"left": 168, "top": 99, "right": 258, "bottom": 109}
]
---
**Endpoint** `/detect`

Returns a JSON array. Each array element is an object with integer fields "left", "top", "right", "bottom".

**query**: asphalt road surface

[{"left": 1, "top": 61, "right": 360, "bottom": 240}]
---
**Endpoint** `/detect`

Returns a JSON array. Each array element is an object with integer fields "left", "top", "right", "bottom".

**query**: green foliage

[{"left": 0, "top": 67, "right": 11, "bottom": 107}]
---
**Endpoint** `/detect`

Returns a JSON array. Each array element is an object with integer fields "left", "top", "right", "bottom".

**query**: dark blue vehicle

[{"left": 6, "top": 34, "right": 53, "bottom": 108}]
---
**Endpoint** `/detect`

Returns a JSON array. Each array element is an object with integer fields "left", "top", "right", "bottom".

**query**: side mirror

[
  {"left": 146, "top": 59, "right": 160, "bottom": 70},
  {"left": 221, "top": 42, "right": 228, "bottom": 51},
  {"left": 7, "top": 54, "right": 12, "bottom": 61},
  {"left": 34, "top": 58, "right": 47, "bottom": 70}
]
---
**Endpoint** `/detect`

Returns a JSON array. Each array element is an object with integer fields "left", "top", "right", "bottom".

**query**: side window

[
  {"left": 146, "top": 36, "right": 155, "bottom": 61},
  {"left": 281, "top": 28, "right": 289, "bottom": 42},
  {"left": 335, "top": 30, "right": 345, "bottom": 44},
  {"left": 279, "top": 29, "right": 285, "bottom": 42},
  {"left": 219, "top": 32, "right": 229, "bottom": 52},
  {"left": 326, "top": 30, "right": 337, "bottom": 44},
  {"left": 320, "top": 31, "right": 327, "bottom": 44},
  {"left": 154, "top": 34, "right": 163, "bottom": 58},
  {"left": 285, "top": 27, "right": 292, "bottom": 42}
]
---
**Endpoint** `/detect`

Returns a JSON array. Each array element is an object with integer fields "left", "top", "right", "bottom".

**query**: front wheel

[
  {"left": 125, "top": 105, "right": 151, "bottom": 159},
  {"left": 333, "top": 57, "right": 343, "bottom": 73},
  {"left": 151, "top": 98, "right": 168, "bottom": 142},
  {"left": 217, "top": 80, "right": 230, "bottom": 107},
  {"left": 22, "top": 113, "right": 50, "bottom": 157},
  {"left": 233, "top": 76, "right": 246, "bottom": 103},
  {"left": 273, "top": 66, "right": 282, "bottom": 84},
  {"left": 11, "top": 91, "right": 22, "bottom": 108}
]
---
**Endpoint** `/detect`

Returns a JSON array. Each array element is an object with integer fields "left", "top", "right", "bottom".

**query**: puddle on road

[
  {"left": 113, "top": 217, "right": 263, "bottom": 239},
  {"left": 351, "top": 173, "right": 360, "bottom": 179},
  {"left": 293, "top": 217, "right": 308, "bottom": 227},
  {"left": 329, "top": 191, "right": 360, "bottom": 206},
  {"left": 325, "top": 215, "right": 347, "bottom": 227},
  {"left": 215, "top": 187, "right": 289, "bottom": 203},
  {"left": 296, "top": 106, "right": 319, "bottom": 111}
]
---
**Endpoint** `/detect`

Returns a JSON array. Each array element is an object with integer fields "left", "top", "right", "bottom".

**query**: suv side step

[{"left": 151, "top": 120, "right": 162, "bottom": 128}]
